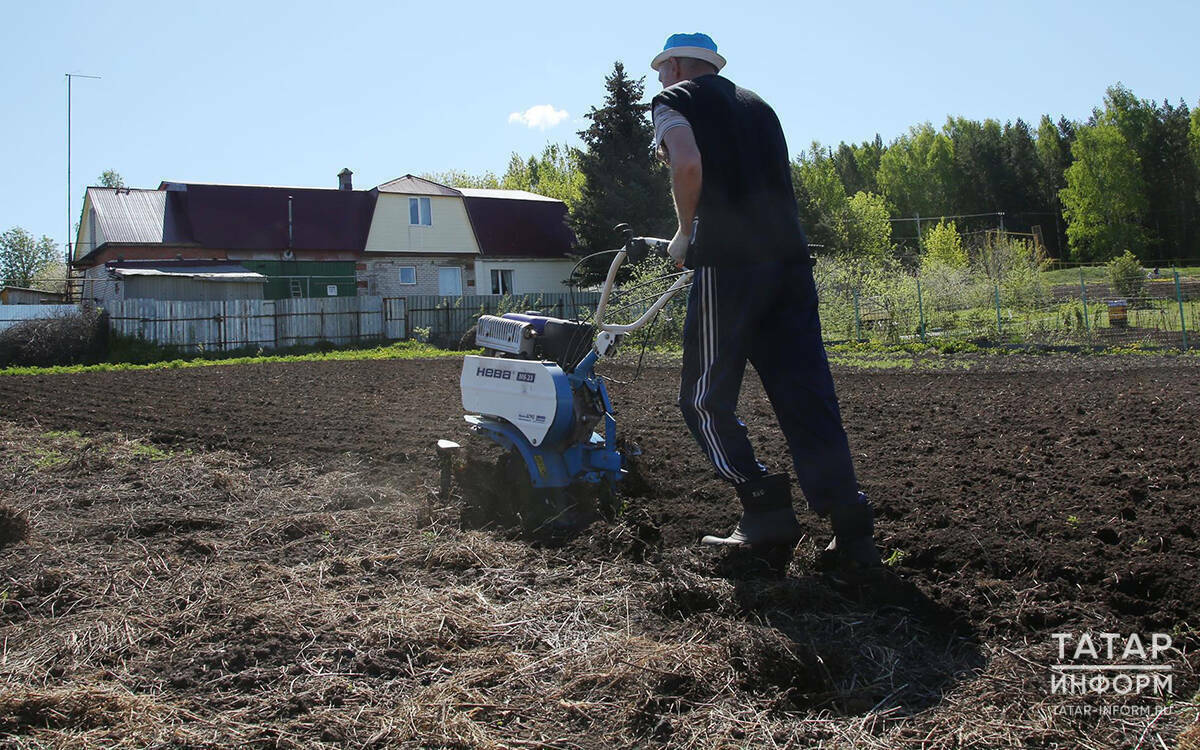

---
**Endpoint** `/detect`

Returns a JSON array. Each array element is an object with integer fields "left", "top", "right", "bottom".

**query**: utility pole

[{"left": 66, "top": 73, "right": 101, "bottom": 275}]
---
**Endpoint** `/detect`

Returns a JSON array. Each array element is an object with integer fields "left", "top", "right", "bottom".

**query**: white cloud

[{"left": 508, "top": 104, "right": 569, "bottom": 130}]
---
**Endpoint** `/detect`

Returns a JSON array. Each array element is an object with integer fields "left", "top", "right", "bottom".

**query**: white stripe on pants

[{"left": 692, "top": 268, "right": 748, "bottom": 483}]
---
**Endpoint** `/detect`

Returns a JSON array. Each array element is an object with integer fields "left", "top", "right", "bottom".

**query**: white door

[{"left": 438, "top": 266, "right": 462, "bottom": 296}]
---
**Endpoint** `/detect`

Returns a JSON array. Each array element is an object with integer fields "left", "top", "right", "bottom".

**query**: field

[{"left": 2, "top": 354, "right": 1199, "bottom": 748}]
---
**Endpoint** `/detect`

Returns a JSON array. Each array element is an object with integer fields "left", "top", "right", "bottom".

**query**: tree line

[
  {"left": 436, "top": 68, "right": 1199, "bottom": 267},
  {"left": 9, "top": 76, "right": 1195, "bottom": 294},
  {"left": 796, "top": 83, "right": 1200, "bottom": 264}
]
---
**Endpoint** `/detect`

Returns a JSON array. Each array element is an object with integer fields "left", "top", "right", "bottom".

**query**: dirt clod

[{"left": 0, "top": 504, "right": 29, "bottom": 548}]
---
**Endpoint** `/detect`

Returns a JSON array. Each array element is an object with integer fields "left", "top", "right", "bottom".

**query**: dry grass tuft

[
  {"left": 0, "top": 686, "right": 161, "bottom": 733},
  {"left": 1179, "top": 721, "right": 1200, "bottom": 750}
]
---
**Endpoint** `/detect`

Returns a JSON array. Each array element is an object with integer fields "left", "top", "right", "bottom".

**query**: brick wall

[{"left": 356, "top": 257, "right": 476, "bottom": 297}]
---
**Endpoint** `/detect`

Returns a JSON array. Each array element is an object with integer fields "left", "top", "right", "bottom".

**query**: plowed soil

[{"left": 2, "top": 354, "right": 1199, "bottom": 748}]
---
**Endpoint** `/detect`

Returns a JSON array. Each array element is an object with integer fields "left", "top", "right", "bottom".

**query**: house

[
  {"left": 460, "top": 187, "right": 580, "bottom": 296},
  {"left": 71, "top": 171, "right": 577, "bottom": 304},
  {"left": 359, "top": 175, "right": 480, "bottom": 297},
  {"left": 1, "top": 286, "right": 68, "bottom": 305},
  {"left": 354, "top": 175, "right": 578, "bottom": 297},
  {"left": 73, "top": 179, "right": 373, "bottom": 303}
]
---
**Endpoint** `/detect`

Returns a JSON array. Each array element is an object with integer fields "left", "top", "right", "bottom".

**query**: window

[
  {"left": 409, "top": 197, "right": 432, "bottom": 226},
  {"left": 490, "top": 269, "right": 514, "bottom": 295},
  {"left": 438, "top": 266, "right": 462, "bottom": 296},
  {"left": 398, "top": 266, "right": 417, "bottom": 285}
]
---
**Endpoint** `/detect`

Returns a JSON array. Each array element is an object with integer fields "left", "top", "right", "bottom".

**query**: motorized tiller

[{"left": 446, "top": 225, "right": 690, "bottom": 530}]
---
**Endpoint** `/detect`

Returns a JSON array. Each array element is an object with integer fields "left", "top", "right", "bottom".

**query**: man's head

[{"left": 651, "top": 33, "right": 725, "bottom": 88}]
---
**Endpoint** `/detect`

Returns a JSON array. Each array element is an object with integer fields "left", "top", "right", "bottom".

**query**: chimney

[{"left": 338, "top": 168, "right": 353, "bottom": 191}]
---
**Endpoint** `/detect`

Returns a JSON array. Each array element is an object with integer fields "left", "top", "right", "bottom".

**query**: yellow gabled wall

[
  {"left": 74, "top": 194, "right": 98, "bottom": 260},
  {"left": 365, "top": 194, "right": 481, "bottom": 255}
]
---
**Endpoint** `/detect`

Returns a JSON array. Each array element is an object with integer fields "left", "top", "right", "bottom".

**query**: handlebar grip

[{"left": 627, "top": 236, "right": 671, "bottom": 263}]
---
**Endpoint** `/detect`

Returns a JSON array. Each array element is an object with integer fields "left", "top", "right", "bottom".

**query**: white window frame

[
  {"left": 490, "top": 268, "right": 515, "bottom": 295},
  {"left": 398, "top": 266, "right": 417, "bottom": 285},
  {"left": 409, "top": 196, "right": 432, "bottom": 226}
]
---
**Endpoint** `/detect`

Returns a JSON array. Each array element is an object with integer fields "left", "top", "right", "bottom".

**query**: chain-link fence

[
  {"left": 816, "top": 264, "right": 1196, "bottom": 349},
  {"left": 9, "top": 262, "right": 1195, "bottom": 354},
  {"left": 568, "top": 255, "right": 1197, "bottom": 352}
]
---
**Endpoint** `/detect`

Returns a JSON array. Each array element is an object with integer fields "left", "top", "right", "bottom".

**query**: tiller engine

[{"left": 450, "top": 226, "right": 690, "bottom": 531}]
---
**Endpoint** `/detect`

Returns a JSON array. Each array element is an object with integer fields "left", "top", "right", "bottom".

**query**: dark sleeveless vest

[{"left": 652, "top": 75, "right": 808, "bottom": 266}]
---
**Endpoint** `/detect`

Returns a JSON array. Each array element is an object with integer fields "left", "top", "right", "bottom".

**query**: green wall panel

[{"left": 238, "top": 261, "right": 357, "bottom": 300}]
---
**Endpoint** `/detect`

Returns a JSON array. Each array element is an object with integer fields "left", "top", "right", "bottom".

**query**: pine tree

[
  {"left": 1036, "top": 115, "right": 1073, "bottom": 258},
  {"left": 1000, "top": 119, "right": 1040, "bottom": 232},
  {"left": 571, "top": 61, "right": 673, "bottom": 272}
]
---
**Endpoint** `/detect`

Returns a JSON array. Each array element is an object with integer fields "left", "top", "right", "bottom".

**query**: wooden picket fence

[
  {"left": 99, "top": 292, "right": 602, "bottom": 352},
  {"left": 402, "top": 292, "right": 602, "bottom": 344},
  {"left": 104, "top": 297, "right": 386, "bottom": 351}
]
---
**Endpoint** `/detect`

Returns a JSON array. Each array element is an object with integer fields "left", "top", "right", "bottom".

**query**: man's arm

[{"left": 663, "top": 125, "right": 702, "bottom": 264}]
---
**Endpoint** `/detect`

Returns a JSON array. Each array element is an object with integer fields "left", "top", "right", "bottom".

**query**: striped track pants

[{"left": 677, "top": 259, "right": 861, "bottom": 514}]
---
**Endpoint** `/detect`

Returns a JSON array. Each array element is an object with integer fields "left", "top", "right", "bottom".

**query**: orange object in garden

[{"left": 1108, "top": 300, "right": 1128, "bottom": 327}]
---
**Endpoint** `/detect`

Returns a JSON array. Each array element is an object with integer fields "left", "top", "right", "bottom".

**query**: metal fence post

[
  {"left": 994, "top": 283, "right": 1003, "bottom": 337},
  {"left": 853, "top": 287, "right": 862, "bottom": 343},
  {"left": 1176, "top": 268, "right": 1190, "bottom": 351},
  {"left": 1080, "top": 268, "right": 1091, "bottom": 337},
  {"left": 916, "top": 277, "right": 926, "bottom": 343}
]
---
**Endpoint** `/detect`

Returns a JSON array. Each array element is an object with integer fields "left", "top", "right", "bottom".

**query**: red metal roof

[
  {"left": 77, "top": 178, "right": 574, "bottom": 263},
  {"left": 462, "top": 194, "right": 576, "bottom": 259},
  {"left": 158, "top": 182, "right": 376, "bottom": 252}
]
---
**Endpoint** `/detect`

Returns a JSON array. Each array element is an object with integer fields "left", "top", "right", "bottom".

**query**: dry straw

[{"left": 1, "top": 421, "right": 1195, "bottom": 748}]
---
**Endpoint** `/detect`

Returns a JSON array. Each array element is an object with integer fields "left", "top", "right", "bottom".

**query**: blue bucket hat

[{"left": 651, "top": 32, "right": 726, "bottom": 72}]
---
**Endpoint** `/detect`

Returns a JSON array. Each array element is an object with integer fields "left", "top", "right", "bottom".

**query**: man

[{"left": 650, "top": 33, "right": 881, "bottom": 569}]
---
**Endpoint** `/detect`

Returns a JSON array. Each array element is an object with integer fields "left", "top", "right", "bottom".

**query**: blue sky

[{"left": 3, "top": 0, "right": 1197, "bottom": 253}]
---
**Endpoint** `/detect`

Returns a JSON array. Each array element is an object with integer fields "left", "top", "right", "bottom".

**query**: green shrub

[
  {"left": 107, "top": 331, "right": 186, "bottom": 364},
  {"left": 921, "top": 220, "right": 967, "bottom": 271},
  {"left": 973, "top": 233, "right": 1050, "bottom": 309},
  {"left": 1106, "top": 250, "right": 1146, "bottom": 301},
  {"left": 608, "top": 255, "right": 688, "bottom": 348},
  {"left": 964, "top": 309, "right": 993, "bottom": 338},
  {"left": 815, "top": 253, "right": 923, "bottom": 342},
  {"left": 1056, "top": 300, "right": 1088, "bottom": 333}
]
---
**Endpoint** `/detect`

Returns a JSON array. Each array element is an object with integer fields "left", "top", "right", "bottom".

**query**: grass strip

[{"left": 0, "top": 340, "right": 465, "bottom": 377}]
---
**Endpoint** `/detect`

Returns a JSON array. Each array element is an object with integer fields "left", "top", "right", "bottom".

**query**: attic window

[{"left": 409, "top": 197, "right": 432, "bottom": 226}]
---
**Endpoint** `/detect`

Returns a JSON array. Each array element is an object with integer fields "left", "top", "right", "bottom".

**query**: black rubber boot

[
  {"left": 701, "top": 474, "right": 802, "bottom": 548},
  {"left": 819, "top": 500, "right": 882, "bottom": 570}
]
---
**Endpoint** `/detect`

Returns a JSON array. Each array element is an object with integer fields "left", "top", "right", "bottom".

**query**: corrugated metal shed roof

[
  {"left": 458, "top": 188, "right": 561, "bottom": 202},
  {"left": 111, "top": 264, "right": 266, "bottom": 282},
  {"left": 375, "top": 175, "right": 463, "bottom": 196},
  {"left": 88, "top": 188, "right": 185, "bottom": 244}
]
